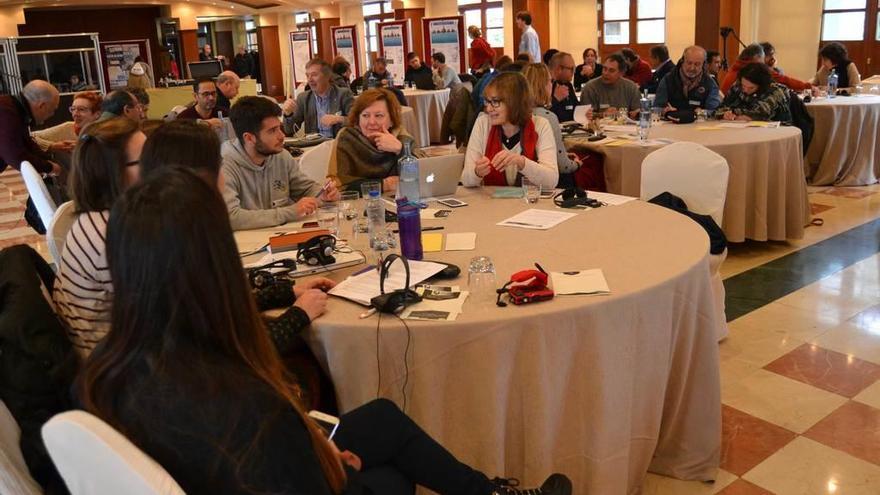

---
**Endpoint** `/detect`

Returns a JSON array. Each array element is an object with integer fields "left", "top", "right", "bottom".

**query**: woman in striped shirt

[{"left": 52, "top": 117, "right": 145, "bottom": 357}]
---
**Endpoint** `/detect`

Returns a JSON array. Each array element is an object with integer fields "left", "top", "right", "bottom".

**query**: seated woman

[
  {"left": 573, "top": 48, "right": 603, "bottom": 90},
  {"left": 461, "top": 72, "right": 559, "bottom": 189},
  {"left": 810, "top": 42, "right": 860, "bottom": 90},
  {"left": 718, "top": 63, "right": 792, "bottom": 123},
  {"left": 52, "top": 117, "right": 145, "bottom": 358},
  {"left": 331, "top": 88, "right": 422, "bottom": 193},
  {"left": 76, "top": 167, "right": 572, "bottom": 495},
  {"left": 32, "top": 91, "right": 103, "bottom": 154},
  {"left": 521, "top": 63, "right": 580, "bottom": 186}
]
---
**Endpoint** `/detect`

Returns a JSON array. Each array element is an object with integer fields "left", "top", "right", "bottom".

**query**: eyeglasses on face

[
  {"left": 69, "top": 106, "right": 92, "bottom": 113},
  {"left": 484, "top": 97, "right": 504, "bottom": 109},
  {"left": 198, "top": 91, "right": 217, "bottom": 97}
]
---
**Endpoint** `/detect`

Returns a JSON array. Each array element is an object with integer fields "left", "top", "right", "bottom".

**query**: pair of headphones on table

[
  {"left": 247, "top": 259, "right": 297, "bottom": 290},
  {"left": 297, "top": 235, "right": 336, "bottom": 266},
  {"left": 553, "top": 187, "right": 603, "bottom": 209},
  {"left": 370, "top": 254, "right": 423, "bottom": 314}
]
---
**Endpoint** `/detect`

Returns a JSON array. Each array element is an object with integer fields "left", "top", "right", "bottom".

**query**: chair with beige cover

[
  {"left": 46, "top": 201, "right": 76, "bottom": 266},
  {"left": 640, "top": 141, "right": 730, "bottom": 341},
  {"left": 42, "top": 410, "right": 185, "bottom": 495},
  {"left": 0, "top": 401, "right": 42, "bottom": 495},
  {"left": 298, "top": 139, "right": 336, "bottom": 184}
]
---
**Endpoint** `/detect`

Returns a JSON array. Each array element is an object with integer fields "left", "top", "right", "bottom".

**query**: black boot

[{"left": 490, "top": 473, "right": 573, "bottom": 495}]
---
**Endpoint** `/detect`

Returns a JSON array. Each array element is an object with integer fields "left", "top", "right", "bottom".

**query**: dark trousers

[{"left": 335, "top": 399, "right": 495, "bottom": 495}]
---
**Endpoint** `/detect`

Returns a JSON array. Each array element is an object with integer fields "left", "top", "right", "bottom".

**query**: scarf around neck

[
  {"left": 680, "top": 66, "right": 703, "bottom": 95},
  {"left": 481, "top": 118, "right": 538, "bottom": 186}
]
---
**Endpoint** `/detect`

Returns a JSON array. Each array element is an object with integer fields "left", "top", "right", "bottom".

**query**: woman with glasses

[
  {"left": 461, "top": 72, "right": 558, "bottom": 189},
  {"left": 52, "top": 117, "right": 146, "bottom": 358},
  {"left": 32, "top": 91, "right": 103, "bottom": 155}
]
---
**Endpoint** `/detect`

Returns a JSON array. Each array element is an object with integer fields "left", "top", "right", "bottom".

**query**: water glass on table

[
  {"left": 360, "top": 180, "right": 382, "bottom": 199},
  {"left": 339, "top": 191, "right": 360, "bottom": 221},
  {"left": 317, "top": 203, "right": 339, "bottom": 236},
  {"left": 468, "top": 256, "right": 497, "bottom": 308},
  {"left": 522, "top": 176, "right": 540, "bottom": 204}
]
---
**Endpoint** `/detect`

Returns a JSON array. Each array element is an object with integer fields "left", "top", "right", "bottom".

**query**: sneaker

[{"left": 490, "top": 473, "right": 573, "bottom": 495}]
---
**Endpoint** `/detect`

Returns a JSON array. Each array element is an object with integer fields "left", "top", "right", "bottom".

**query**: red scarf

[{"left": 481, "top": 118, "right": 538, "bottom": 186}]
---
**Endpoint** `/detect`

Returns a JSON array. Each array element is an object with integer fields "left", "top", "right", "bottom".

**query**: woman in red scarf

[
  {"left": 461, "top": 72, "right": 558, "bottom": 189},
  {"left": 32, "top": 91, "right": 103, "bottom": 154}
]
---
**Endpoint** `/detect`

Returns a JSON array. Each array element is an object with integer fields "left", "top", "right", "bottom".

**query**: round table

[
  {"left": 403, "top": 88, "right": 451, "bottom": 147},
  {"left": 281, "top": 188, "right": 722, "bottom": 494},
  {"left": 566, "top": 121, "right": 810, "bottom": 242},
  {"left": 805, "top": 95, "right": 880, "bottom": 186}
]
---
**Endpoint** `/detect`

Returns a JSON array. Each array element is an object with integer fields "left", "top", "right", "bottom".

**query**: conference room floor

[{"left": 4, "top": 164, "right": 880, "bottom": 495}]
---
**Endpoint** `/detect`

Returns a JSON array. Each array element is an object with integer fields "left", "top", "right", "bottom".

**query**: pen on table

[
  {"left": 359, "top": 308, "right": 377, "bottom": 319},
  {"left": 392, "top": 226, "right": 444, "bottom": 234}
]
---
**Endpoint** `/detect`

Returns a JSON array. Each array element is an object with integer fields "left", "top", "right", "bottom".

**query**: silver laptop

[{"left": 418, "top": 154, "right": 465, "bottom": 199}]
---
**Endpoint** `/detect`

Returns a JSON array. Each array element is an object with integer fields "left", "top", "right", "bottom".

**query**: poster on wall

[
  {"left": 422, "top": 17, "right": 467, "bottom": 74},
  {"left": 99, "top": 40, "right": 152, "bottom": 90},
  {"left": 289, "top": 30, "right": 313, "bottom": 92},
  {"left": 377, "top": 20, "right": 412, "bottom": 86},
  {"left": 331, "top": 25, "right": 362, "bottom": 78}
]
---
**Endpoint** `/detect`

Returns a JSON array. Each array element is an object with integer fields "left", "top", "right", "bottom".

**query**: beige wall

[
  {"left": 749, "top": 0, "right": 823, "bottom": 81},
  {"left": 0, "top": 5, "right": 25, "bottom": 37},
  {"left": 167, "top": 2, "right": 240, "bottom": 30},
  {"left": 425, "top": 0, "right": 460, "bottom": 18},
  {"left": 666, "top": 0, "right": 696, "bottom": 61},
  {"left": 340, "top": 3, "right": 367, "bottom": 72}
]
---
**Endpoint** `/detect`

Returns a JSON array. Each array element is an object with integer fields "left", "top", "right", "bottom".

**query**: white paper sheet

[
  {"left": 588, "top": 191, "right": 638, "bottom": 206},
  {"left": 497, "top": 209, "right": 577, "bottom": 230},
  {"left": 551, "top": 269, "right": 610, "bottom": 295},
  {"left": 445, "top": 232, "right": 477, "bottom": 250},
  {"left": 329, "top": 260, "right": 446, "bottom": 306}
]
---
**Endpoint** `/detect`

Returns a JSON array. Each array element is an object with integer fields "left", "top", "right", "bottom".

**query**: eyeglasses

[
  {"left": 559, "top": 65, "right": 575, "bottom": 71},
  {"left": 198, "top": 91, "right": 217, "bottom": 97},
  {"left": 484, "top": 98, "right": 504, "bottom": 109},
  {"left": 125, "top": 160, "right": 140, "bottom": 167},
  {"left": 69, "top": 106, "right": 92, "bottom": 113}
]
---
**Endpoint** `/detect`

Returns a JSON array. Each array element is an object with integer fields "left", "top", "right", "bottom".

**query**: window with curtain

[
  {"left": 458, "top": 0, "right": 504, "bottom": 48},
  {"left": 363, "top": 1, "right": 394, "bottom": 55},
  {"left": 599, "top": 0, "right": 666, "bottom": 47}
]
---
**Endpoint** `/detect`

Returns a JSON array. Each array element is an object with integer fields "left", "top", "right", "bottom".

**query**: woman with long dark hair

[
  {"left": 76, "top": 167, "right": 571, "bottom": 495},
  {"left": 811, "top": 42, "right": 860, "bottom": 89},
  {"left": 718, "top": 63, "right": 792, "bottom": 123}
]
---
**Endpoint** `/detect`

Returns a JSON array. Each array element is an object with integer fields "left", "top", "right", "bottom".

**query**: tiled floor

[{"left": 7, "top": 166, "right": 880, "bottom": 494}]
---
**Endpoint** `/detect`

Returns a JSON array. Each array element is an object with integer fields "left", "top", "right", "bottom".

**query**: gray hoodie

[{"left": 221, "top": 139, "right": 323, "bottom": 231}]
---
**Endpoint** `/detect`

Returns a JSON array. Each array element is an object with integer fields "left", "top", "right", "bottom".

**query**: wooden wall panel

[
  {"left": 315, "top": 18, "right": 340, "bottom": 62},
  {"left": 511, "top": 0, "right": 549, "bottom": 59},
  {"left": 257, "top": 25, "right": 284, "bottom": 98},
  {"left": 396, "top": 8, "right": 425, "bottom": 60}
]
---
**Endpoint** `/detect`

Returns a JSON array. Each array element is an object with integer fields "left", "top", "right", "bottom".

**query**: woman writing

[
  {"left": 76, "top": 166, "right": 572, "bottom": 495},
  {"left": 461, "top": 72, "right": 559, "bottom": 189},
  {"left": 331, "top": 88, "right": 423, "bottom": 193},
  {"left": 718, "top": 63, "right": 792, "bottom": 123}
]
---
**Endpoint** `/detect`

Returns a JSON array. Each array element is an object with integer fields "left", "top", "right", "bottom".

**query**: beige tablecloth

[
  {"left": 403, "top": 88, "right": 451, "bottom": 147},
  {"left": 243, "top": 188, "right": 722, "bottom": 494},
  {"left": 567, "top": 122, "right": 810, "bottom": 242},
  {"left": 805, "top": 95, "right": 880, "bottom": 186}
]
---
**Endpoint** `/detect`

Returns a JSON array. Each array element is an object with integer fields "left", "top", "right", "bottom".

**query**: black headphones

[
  {"left": 297, "top": 235, "right": 337, "bottom": 266},
  {"left": 370, "top": 254, "right": 422, "bottom": 314},
  {"left": 247, "top": 259, "right": 297, "bottom": 290}
]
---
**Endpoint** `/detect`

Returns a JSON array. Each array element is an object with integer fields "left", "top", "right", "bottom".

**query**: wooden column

[
  {"left": 257, "top": 25, "right": 284, "bottom": 98},
  {"left": 315, "top": 17, "right": 340, "bottom": 62},
  {"left": 511, "top": 0, "right": 549, "bottom": 58},
  {"left": 396, "top": 8, "right": 425, "bottom": 59},
  {"left": 180, "top": 29, "right": 200, "bottom": 77},
  {"left": 695, "top": 0, "right": 741, "bottom": 73}
]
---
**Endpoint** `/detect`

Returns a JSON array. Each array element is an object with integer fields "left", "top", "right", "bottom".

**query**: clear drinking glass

[
  {"left": 854, "top": 84, "right": 864, "bottom": 95},
  {"left": 339, "top": 191, "right": 360, "bottom": 221},
  {"left": 468, "top": 256, "right": 497, "bottom": 308},
  {"left": 317, "top": 203, "right": 339, "bottom": 236},
  {"left": 651, "top": 107, "right": 662, "bottom": 124},
  {"left": 522, "top": 176, "right": 540, "bottom": 204}
]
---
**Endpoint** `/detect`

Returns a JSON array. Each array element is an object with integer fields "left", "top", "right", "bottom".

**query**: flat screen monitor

[{"left": 187, "top": 60, "right": 223, "bottom": 79}]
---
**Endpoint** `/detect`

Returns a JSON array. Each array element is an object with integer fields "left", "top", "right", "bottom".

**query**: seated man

[
  {"left": 98, "top": 90, "right": 143, "bottom": 123},
  {"left": 222, "top": 96, "right": 340, "bottom": 231},
  {"left": 706, "top": 50, "right": 722, "bottom": 82},
  {"left": 431, "top": 52, "right": 462, "bottom": 91},
  {"left": 548, "top": 51, "right": 578, "bottom": 122},
  {"left": 125, "top": 86, "right": 150, "bottom": 120},
  {"left": 644, "top": 44, "right": 674, "bottom": 94},
  {"left": 579, "top": 52, "right": 641, "bottom": 119},
  {"left": 621, "top": 48, "right": 652, "bottom": 90},
  {"left": 215, "top": 71, "right": 241, "bottom": 110},
  {"left": 654, "top": 46, "right": 721, "bottom": 114},
  {"left": 759, "top": 41, "right": 812, "bottom": 91},
  {"left": 331, "top": 60, "right": 351, "bottom": 89},
  {"left": 282, "top": 58, "right": 354, "bottom": 138},
  {"left": 720, "top": 43, "right": 764, "bottom": 93},
  {"left": 177, "top": 77, "right": 228, "bottom": 130},
  {"left": 363, "top": 57, "right": 395, "bottom": 89},
  {"left": 404, "top": 52, "right": 432, "bottom": 85}
]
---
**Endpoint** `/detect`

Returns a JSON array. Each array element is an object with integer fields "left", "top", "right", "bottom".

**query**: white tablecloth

[
  {"left": 244, "top": 188, "right": 723, "bottom": 493},
  {"left": 805, "top": 95, "right": 880, "bottom": 186},
  {"left": 567, "top": 121, "right": 810, "bottom": 242},
  {"left": 403, "top": 88, "right": 451, "bottom": 147}
]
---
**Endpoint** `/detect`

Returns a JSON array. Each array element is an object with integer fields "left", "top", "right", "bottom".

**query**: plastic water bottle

[
  {"left": 397, "top": 141, "right": 420, "bottom": 204},
  {"left": 638, "top": 92, "right": 651, "bottom": 142},
  {"left": 828, "top": 69, "right": 838, "bottom": 98},
  {"left": 366, "top": 190, "right": 387, "bottom": 250}
]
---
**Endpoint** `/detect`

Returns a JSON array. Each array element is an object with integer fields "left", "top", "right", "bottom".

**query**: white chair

[
  {"left": 0, "top": 401, "right": 42, "bottom": 495},
  {"left": 298, "top": 139, "right": 335, "bottom": 185},
  {"left": 42, "top": 410, "right": 185, "bottom": 495},
  {"left": 20, "top": 161, "right": 57, "bottom": 230},
  {"left": 640, "top": 142, "right": 730, "bottom": 341},
  {"left": 46, "top": 201, "right": 76, "bottom": 266}
]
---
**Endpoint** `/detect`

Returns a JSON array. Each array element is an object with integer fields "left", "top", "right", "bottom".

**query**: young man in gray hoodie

[{"left": 222, "top": 96, "right": 340, "bottom": 231}]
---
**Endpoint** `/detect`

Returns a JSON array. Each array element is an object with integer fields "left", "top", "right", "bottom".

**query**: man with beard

[
  {"left": 176, "top": 77, "right": 228, "bottom": 129},
  {"left": 653, "top": 46, "right": 721, "bottom": 115},
  {"left": 222, "top": 96, "right": 341, "bottom": 230},
  {"left": 282, "top": 58, "right": 353, "bottom": 138}
]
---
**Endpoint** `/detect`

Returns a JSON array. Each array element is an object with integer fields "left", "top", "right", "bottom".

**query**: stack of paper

[
  {"left": 497, "top": 209, "right": 577, "bottom": 230},
  {"left": 551, "top": 269, "right": 611, "bottom": 296},
  {"left": 329, "top": 260, "right": 446, "bottom": 306},
  {"left": 401, "top": 285, "right": 469, "bottom": 321}
]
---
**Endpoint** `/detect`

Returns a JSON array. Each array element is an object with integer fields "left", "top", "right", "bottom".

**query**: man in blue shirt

[
  {"left": 282, "top": 59, "right": 354, "bottom": 138},
  {"left": 516, "top": 11, "right": 541, "bottom": 63}
]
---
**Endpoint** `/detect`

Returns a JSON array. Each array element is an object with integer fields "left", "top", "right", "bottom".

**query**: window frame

[
  {"left": 295, "top": 11, "right": 319, "bottom": 57},
  {"left": 598, "top": 0, "right": 667, "bottom": 55},
  {"left": 363, "top": 1, "right": 395, "bottom": 56},
  {"left": 458, "top": 0, "right": 504, "bottom": 49}
]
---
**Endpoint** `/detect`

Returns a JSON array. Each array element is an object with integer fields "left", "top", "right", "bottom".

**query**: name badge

[
  {"left": 689, "top": 100, "right": 701, "bottom": 107},
  {"left": 599, "top": 104, "right": 610, "bottom": 109},
  {"left": 272, "top": 198, "right": 291, "bottom": 208},
  {"left": 565, "top": 105, "right": 574, "bottom": 110}
]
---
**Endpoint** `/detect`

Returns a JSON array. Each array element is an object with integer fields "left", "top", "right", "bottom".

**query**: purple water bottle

[{"left": 396, "top": 199, "right": 423, "bottom": 260}]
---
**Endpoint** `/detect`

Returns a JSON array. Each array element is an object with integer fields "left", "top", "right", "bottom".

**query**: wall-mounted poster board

[
  {"left": 331, "top": 25, "right": 361, "bottom": 78},
  {"left": 289, "top": 30, "right": 313, "bottom": 90},
  {"left": 422, "top": 17, "right": 467, "bottom": 75},
  {"left": 377, "top": 19, "right": 412, "bottom": 86},
  {"left": 99, "top": 39, "right": 151, "bottom": 90}
]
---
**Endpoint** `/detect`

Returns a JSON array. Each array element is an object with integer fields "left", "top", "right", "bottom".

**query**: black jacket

[
  {"left": 655, "top": 61, "right": 721, "bottom": 111},
  {"left": 644, "top": 59, "right": 674, "bottom": 93},
  {"left": 0, "top": 94, "right": 55, "bottom": 174},
  {"left": 550, "top": 80, "right": 578, "bottom": 122}
]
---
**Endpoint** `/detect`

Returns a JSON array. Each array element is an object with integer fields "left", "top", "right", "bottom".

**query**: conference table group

[{"left": 232, "top": 85, "right": 880, "bottom": 494}]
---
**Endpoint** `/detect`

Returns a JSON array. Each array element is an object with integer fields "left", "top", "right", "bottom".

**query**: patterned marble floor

[{"left": 6, "top": 167, "right": 880, "bottom": 494}]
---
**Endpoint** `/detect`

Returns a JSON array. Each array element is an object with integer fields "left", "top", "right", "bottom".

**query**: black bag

[
  {"left": 648, "top": 192, "right": 728, "bottom": 254},
  {"left": 24, "top": 174, "right": 67, "bottom": 235},
  {"left": 787, "top": 89, "right": 814, "bottom": 155}
]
